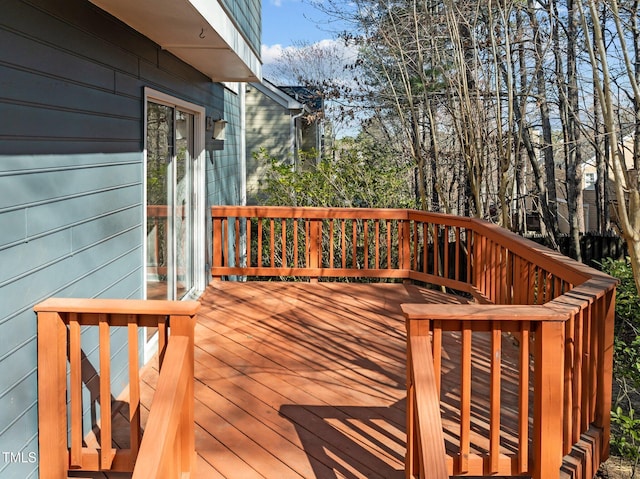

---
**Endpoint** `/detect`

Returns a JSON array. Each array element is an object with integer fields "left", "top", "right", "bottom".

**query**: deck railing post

[
  {"left": 169, "top": 313, "right": 197, "bottom": 474},
  {"left": 212, "top": 215, "right": 224, "bottom": 281},
  {"left": 406, "top": 318, "right": 430, "bottom": 478},
  {"left": 533, "top": 320, "right": 565, "bottom": 479},
  {"left": 308, "top": 219, "right": 321, "bottom": 282},
  {"left": 37, "top": 310, "right": 68, "bottom": 479},
  {"left": 596, "top": 288, "right": 615, "bottom": 461}
]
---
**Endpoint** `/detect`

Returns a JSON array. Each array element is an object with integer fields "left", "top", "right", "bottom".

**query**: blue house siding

[
  {"left": 0, "top": 0, "right": 246, "bottom": 476},
  {"left": 220, "top": 0, "right": 262, "bottom": 55},
  {"left": 208, "top": 88, "right": 244, "bottom": 206}
]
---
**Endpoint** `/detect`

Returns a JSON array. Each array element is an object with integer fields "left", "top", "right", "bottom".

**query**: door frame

[{"left": 143, "top": 87, "right": 206, "bottom": 359}]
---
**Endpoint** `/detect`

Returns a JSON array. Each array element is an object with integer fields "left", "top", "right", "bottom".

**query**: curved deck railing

[
  {"left": 35, "top": 298, "right": 199, "bottom": 479},
  {"left": 211, "top": 206, "right": 617, "bottom": 479}
]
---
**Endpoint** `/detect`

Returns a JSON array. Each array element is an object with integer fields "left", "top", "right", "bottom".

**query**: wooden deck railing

[
  {"left": 35, "top": 298, "right": 199, "bottom": 479},
  {"left": 211, "top": 206, "right": 618, "bottom": 479}
]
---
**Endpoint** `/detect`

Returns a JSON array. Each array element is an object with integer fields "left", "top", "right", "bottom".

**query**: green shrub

[{"left": 601, "top": 257, "right": 640, "bottom": 469}]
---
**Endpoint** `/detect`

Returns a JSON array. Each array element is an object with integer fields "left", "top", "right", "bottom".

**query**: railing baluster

[
  {"left": 490, "top": 321, "right": 501, "bottom": 473},
  {"left": 433, "top": 320, "right": 442, "bottom": 396},
  {"left": 352, "top": 219, "right": 358, "bottom": 269},
  {"left": 158, "top": 315, "right": 168, "bottom": 369},
  {"left": 455, "top": 227, "right": 461, "bottom": 281},
  {"left": 257, "top": 219, "right": 263, "bottom": 268},
  {"left": 375, "top": 220, "right": 380, "bottom": 269},
  {"left": 246, "top": 218, "right": 252, "bottom": 267},
  {"left": 270, "top": 219, "right": 275, "bottom": 267},
  {"left": 460, "top": 321, "right": 472, "bottom": 474},
  {"left": 423, "top": 223, "right": 429, "bottom": 275},
  {"left": 235, "top": 217, "right": 241, "bottom": 267},
  {"left": 281, "top": 218, "right": 287, "bottom": 268},
  {"left": 69, "top": 314, "right": 83, "bottom": 468},
  {"left": 293, "top": 219, "right": 299, "bottom": 268},
  {"left": 413, "top": 221, "right": 419, "bottom": 271},
  {"left": 364, "top": 220, "right": 369, "bottom": 269},
  {"left": 99, "top": 313, "right": 114, "bottom": 469},
  {"left": 518, "top": 320, "right": 530, "bottom": 473},
  {"left": 434, "top": 225, "right": 440, "bottom": 279},
  {"left": 329, "top": 219, "right": 335, "bottom": 268},
  {"left": 128, "top": 315, "right": 141, "bottom": 457},
  {"left": 443, "top": 226, "right": 450, "bottom": 280},
  {"left": 386, "top": 220, "right": 393, "bottom": 269},
  {"left": 341, "top": 219, "right": 347, "bottom": 269}
]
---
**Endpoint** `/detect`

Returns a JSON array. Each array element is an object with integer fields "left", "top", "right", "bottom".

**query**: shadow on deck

[{"left": 124, "top": 281, "right": 525, "bottom": 479}]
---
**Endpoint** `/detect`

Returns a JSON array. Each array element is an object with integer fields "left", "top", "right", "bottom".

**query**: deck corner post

[
  {"left": 533, "top": 319, "right": 565, "bottom": 479},
  {"left": 596, "top": 287, "right": 615, "bottom": 461},
  {"left": 36, "top": 309, "right": 68, "bottom": 479},
  {"left": 169, "top": 311, "right": 198, "bottom": 475},
  {"left": 212, "top": 215, "right": 224, "bottom": 281}
]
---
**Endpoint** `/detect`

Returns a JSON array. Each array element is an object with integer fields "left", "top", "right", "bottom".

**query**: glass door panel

[
  {"left": 146, "top": 102, "right": 173, "bottom": 300},
  {"left": 175, "top": 110, "right": 194, "bottom": 299},
  {"left": 146, "top": 102, "right": 195, "bottom": 301}
]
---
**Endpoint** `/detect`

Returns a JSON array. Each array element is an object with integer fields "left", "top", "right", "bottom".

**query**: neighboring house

[
  {"left": 245, "top": 79, "right": 323, "bottom": 204},
  {"left": 0, "top": 0, "right": 259, "bottom": 476},
  {"left": 581, "top": 135, "right": 636, "bottom": 233}
]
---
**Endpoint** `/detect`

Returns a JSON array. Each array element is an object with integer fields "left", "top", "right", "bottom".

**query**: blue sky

[{"left": 261, "top": 0, "right": 335, "bottom": 58}]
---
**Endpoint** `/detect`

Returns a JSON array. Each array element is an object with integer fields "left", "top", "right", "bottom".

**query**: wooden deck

[{"left": 111, "top": 280, "right": 525, "bottom": 479}]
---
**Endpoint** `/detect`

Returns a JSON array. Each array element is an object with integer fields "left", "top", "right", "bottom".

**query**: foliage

[
  {"left": 256, "top": 137, "right": 416, "bottom": 209},
  {"left": 601, "top": 257, "right": 640, "bottom": 471}
]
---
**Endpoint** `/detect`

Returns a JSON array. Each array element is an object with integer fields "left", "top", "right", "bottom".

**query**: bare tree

[{"left": 579, "top": 0, "right": 640, "bottom": 293}]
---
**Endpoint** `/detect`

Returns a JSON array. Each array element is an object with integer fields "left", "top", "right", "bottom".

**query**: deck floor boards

[
  {"left": 86, "top": 281, "right": 529, "bottom": 479},
  {"left": 187, "top": 281, "right": 466, "bottom": 478}
]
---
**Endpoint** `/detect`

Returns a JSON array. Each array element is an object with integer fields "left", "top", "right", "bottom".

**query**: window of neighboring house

[{"left": 585, "top": 172, "right": 596, "bottom": 188}]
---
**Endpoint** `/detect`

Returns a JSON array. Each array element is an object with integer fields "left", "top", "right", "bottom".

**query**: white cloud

[
  {"left": 261, "top": 38, "right": 358, "bottom": 66},
  {"left": 261, "top": 44, "right": 286, "bottom": 65}
]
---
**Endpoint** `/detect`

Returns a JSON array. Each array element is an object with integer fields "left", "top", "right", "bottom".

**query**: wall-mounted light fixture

[
  {"left": 212, "top": 119, "right": 227, "bottom": 141},
  {"left": 206, "top": 115, "right": 226, "bottom": 140}
]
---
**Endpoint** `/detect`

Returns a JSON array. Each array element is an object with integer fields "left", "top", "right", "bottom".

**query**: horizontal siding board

[
  {"left": 0, "top": 103, "right": 140, "bottom": 145},
  {"left": 0, "top": 340, "right": 37, "bottom": 404},
  {"left": 0, "top": 210, "right": 26, "bottom": 247},
  {"left": 0, "top": 65, "right": 141, "bottom": 120},
  {"left": 1, "top": 1, "right": 142, "bottom": 75},
  {"left": 0, "top": 28, "right": 116, "bottom": 91},
  {"left": 0, "top": 371, "right": 37, "bottom": 430},
  {"left": 0, "top": 153, "right": 139, "bottom": 173},
  {"left": 0, "top": 230, "right": 72, "bottom": 286},
  {"left": 70, "top": 206, "right": 142, "bottom": 251},
  {"left": 0, "top": 160, "right": 141, "bottom": 211},
  {"left": 22, "top": 0, "right": 158, "bottom": 64},
  {"left": 0, "top": 139, "right": 141, "bottom": 156}
]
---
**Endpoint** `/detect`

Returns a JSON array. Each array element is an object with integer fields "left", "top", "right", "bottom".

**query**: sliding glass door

[{"left": 146, "top": 100, "right": 196, "bottom": 300}]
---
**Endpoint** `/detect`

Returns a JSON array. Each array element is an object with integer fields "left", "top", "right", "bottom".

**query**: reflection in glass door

[{"left": 146, "top": 102, "right": 195, "bottom": 300}]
